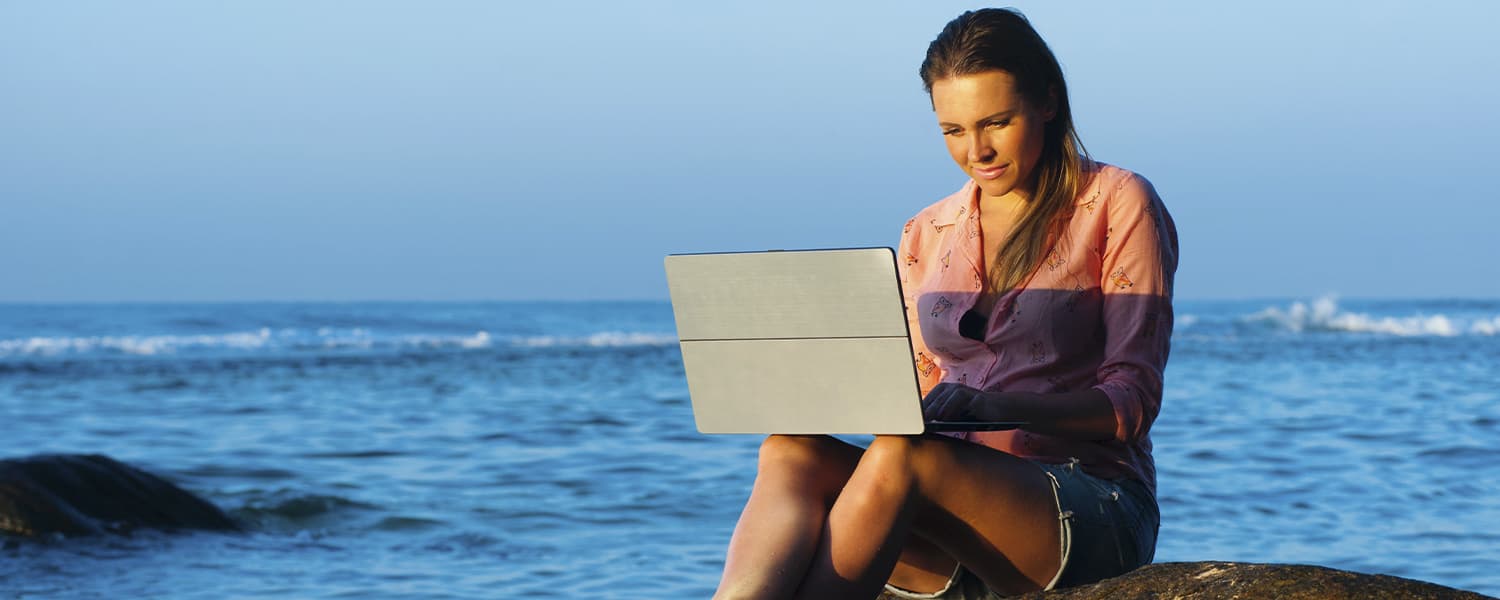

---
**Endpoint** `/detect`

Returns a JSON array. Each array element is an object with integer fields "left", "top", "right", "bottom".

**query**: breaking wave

[{"left": 1243, "top": 296, "right": 1497, "bottom": 337}]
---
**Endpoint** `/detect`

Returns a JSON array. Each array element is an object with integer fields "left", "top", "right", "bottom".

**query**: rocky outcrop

[
  {"left": 1014, "top": 561, "right": 1495, "bottom": 600},
  {"left": 0, "top": 454, "right": 238, "bottom": 539}
]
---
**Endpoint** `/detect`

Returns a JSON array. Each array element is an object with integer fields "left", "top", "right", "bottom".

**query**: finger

[
  {"left": 921, "top": 389, "right": 950, "bottom": 420},
  {"left": 925, "top": 390, "right": 961, "bottom": 421},
  {"left": 920, "top": 385, "right": 944, "bottom": 411},
  {"left": 921, "top": 383, "right": 953, "bottom": 403}
]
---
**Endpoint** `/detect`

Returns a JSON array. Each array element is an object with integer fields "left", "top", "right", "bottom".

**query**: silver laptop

[{"left": 664, "top": 247, "right": 1027, "bottom": 434}]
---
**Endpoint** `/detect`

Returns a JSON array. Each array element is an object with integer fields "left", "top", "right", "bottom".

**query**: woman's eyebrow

[{"left": 937, "top": 110, "right": 1017, "bottom": 128}]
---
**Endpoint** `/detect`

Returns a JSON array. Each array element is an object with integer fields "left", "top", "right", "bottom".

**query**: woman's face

[{"left": 930, "top": 70, "right": 1053, "bottom": 202}]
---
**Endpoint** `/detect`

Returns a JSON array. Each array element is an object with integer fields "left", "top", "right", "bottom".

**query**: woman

[{"left": 713, "top": 8, "right": 1176, "bottom": 599}]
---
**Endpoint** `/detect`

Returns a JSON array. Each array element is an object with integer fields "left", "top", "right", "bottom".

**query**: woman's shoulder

[
  {"left": 1084, "top": 161, "right": 1161, "bottom": 212},
  {"left": 1080, "top": 160, "right": 1178, "bottom": 265}
]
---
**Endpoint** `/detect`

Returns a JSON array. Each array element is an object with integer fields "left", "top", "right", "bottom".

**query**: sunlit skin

[
  {"left": 933, "top": 70, "right": 1052, "bottom": 204},
  {"left": 710, "top": 69, "right": 1119, "bottom": 600},
  {"left": 932, "top": 70, "right": 1054, "bottom": 315}
]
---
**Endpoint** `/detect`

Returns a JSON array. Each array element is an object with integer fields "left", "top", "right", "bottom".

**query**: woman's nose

[{"left": 967, "top": 135, "right": 995, "bottom": 163}]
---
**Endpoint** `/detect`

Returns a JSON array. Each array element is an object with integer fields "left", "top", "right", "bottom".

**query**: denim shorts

[{"left": 882, "top": 457, "right": 1159, "bottom": 599}]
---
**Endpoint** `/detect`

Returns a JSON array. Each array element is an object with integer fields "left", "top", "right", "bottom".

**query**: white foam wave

[
  {"left": 0, "top": 328, "right": 678, "bottom": 357},
  {"left": 386, "top": 331, "right": 494, "bottom": 350},
  {"left": 1245, "top": 296, "right": 1493, "bottom": 337},
  {"left": 1470, "top": 316, "right": 1500, "bottom": 336},
  {"left": 0, "top": 329, "right": 276, "bottom": 357},
  {"left": 301, "top": 331, "right": 494, "bottom": 351},
  {"left": 512, "top": 332, "right": 679, "bottom": 348}
]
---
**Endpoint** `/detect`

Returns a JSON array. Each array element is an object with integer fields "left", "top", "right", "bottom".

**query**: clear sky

[{"left": 3, "top": 1, "right": 1497, "bottom": 302}]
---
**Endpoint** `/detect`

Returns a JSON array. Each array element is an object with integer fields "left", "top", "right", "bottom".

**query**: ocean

[{"left": 1, "top": 298, "right": 1497, "bottom": 598}]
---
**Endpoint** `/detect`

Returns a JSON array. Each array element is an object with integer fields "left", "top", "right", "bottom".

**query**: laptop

[{"left": 663, "top": 247, "right": 1028, "bottom": 434}]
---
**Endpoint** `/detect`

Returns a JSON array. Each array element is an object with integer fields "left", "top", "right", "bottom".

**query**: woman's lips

[{"left": 972, "top": 164, "right": 1008, "bottom": 180}]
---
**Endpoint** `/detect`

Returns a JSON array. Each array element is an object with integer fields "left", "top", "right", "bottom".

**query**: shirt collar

[{"left": 929, "top": 180, "right": 980, "bottom": 227}]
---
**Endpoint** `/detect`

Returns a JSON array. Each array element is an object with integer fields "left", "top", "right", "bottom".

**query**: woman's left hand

[{"left": 921, "top": 382, "right": 1000, "bottom": 422}]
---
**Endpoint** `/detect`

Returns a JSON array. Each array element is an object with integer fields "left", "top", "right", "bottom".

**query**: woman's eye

[
  {"left": 942, "top": 129, "right": 962, "bottom": 136},
  {"left": 986, "top": 119, "right": 1011, "bottom": 129}
]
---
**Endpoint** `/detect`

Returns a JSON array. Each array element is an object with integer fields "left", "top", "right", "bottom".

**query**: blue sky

[{"left": 3, "top": 1, "right": 1497, "bottom": 301}]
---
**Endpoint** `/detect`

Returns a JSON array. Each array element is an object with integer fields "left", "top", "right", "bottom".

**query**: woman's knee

[
  {"left": 863, "top": 435, "right": 1025, "bottom": 505},
  {"left": 862, "top": 434, "right": 948, "bottom": 478},
  {"left": 758, "top": 434, "right": 823, "bottom": 465},
  {"left": 756, "top": 435, "right": 855, "bottom": 489}
]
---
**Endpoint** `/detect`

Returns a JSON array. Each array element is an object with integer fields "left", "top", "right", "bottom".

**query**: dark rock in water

[
  {"left": 0, "top": 454, "right": 239, "bottom": 539},
  {"left": 1011, "top": 561, "right": 1495, "bottom": 600}
]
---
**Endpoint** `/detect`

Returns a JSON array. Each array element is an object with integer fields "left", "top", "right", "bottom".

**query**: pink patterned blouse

[{"left": 897, "top": 163, "right": 1177, "bottom": 495}]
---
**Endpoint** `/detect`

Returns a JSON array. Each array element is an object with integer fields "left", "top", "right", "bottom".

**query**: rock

[
  {"left": 1011, "top": 561, "right": 1495, "bottom": 600},
  {"left": 0, "top": 454, "right": 239, "bottom": 539}
]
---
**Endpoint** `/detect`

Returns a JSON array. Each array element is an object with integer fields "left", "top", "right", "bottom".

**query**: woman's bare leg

[
  {"left": 793, "top": 434, "right": 1062, "bottom": 599},
  {"left": 713, "top": 434, "right": 863, "bottom": 600},
  {"left": 887, "top": 534, "right": 962, "bottom": 593}
]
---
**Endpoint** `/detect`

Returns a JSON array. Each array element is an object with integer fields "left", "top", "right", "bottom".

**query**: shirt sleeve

[
  {"left": 1092, "top": 172, "right": 1178, "bottom": 444},
  {"left": 897, "top": 216, "right": 943, "bottom": 399}
]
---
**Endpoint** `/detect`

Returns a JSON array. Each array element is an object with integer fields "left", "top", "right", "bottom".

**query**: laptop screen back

[{"left": 664, "top": 248, "right": 926, "bottom": 434}]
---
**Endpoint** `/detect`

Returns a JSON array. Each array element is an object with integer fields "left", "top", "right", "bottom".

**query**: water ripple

[{"left": 4, "top": 301, "right": 1499, "bottom": 597}]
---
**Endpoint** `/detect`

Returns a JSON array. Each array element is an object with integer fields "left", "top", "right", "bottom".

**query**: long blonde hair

[{"left": 920, "top": 8, "right": 1092, "bottom": 293}]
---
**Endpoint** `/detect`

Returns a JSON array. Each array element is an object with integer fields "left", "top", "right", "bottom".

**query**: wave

[
  {"left": 1243, "top": 296, "right": 1497, "bottom": 337},
  {"left": 0, "top": 328, "right": 679, "bottom": 358},
  {"left": 0, "top": 329, "right": 278, "bottom": 356},
  {"left": 513, "top": 332, "right": 680, "bottom": 348}
]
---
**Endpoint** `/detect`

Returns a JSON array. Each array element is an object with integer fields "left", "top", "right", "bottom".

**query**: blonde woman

[{"left": 714, "top": 8, "right": 1177, "bottom": 599}]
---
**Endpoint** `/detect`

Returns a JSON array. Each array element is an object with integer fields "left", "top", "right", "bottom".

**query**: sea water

[{"left": 1, "top": 298, "right": 1497, "bottom": 598}]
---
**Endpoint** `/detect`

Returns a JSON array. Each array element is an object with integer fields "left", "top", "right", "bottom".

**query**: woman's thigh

[
  {"left": 761, "top": 435, "right": 1095, "bottom": 596},
  {"left": 886, "top": 454, "right": 1160, "bottom": 599},
  {"left": 869, "top": 435, "right": 1064, "bottom": 596}
]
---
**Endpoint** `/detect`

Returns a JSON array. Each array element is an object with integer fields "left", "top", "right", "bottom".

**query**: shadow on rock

[{"left": 1, "top": 454, "right": 239, "bottom": 540}]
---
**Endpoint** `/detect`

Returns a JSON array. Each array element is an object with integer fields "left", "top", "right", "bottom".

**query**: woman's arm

[
  {"left": 1091, "top": 171, "right": 1178, "bottom": 444},
  {"left": 923, "top": 384, "right": 1118, "bottom": 441},
  {"left": 991, "top": 389, "right": 1117, "bottom": 440}
]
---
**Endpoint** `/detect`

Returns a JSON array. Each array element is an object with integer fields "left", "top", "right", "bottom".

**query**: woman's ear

[{"left": 1042, "top": 85, "right": 1059, "bottom": 122}]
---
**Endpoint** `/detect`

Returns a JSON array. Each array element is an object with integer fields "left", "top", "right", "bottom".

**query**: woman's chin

[{"left": 973, "top": 178, "right": 1019, "bottom": 200}]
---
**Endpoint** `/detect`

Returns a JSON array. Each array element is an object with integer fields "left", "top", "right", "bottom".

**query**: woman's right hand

[{"left": 921, "top": 382, "right": 1001, "bottom": 423}]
